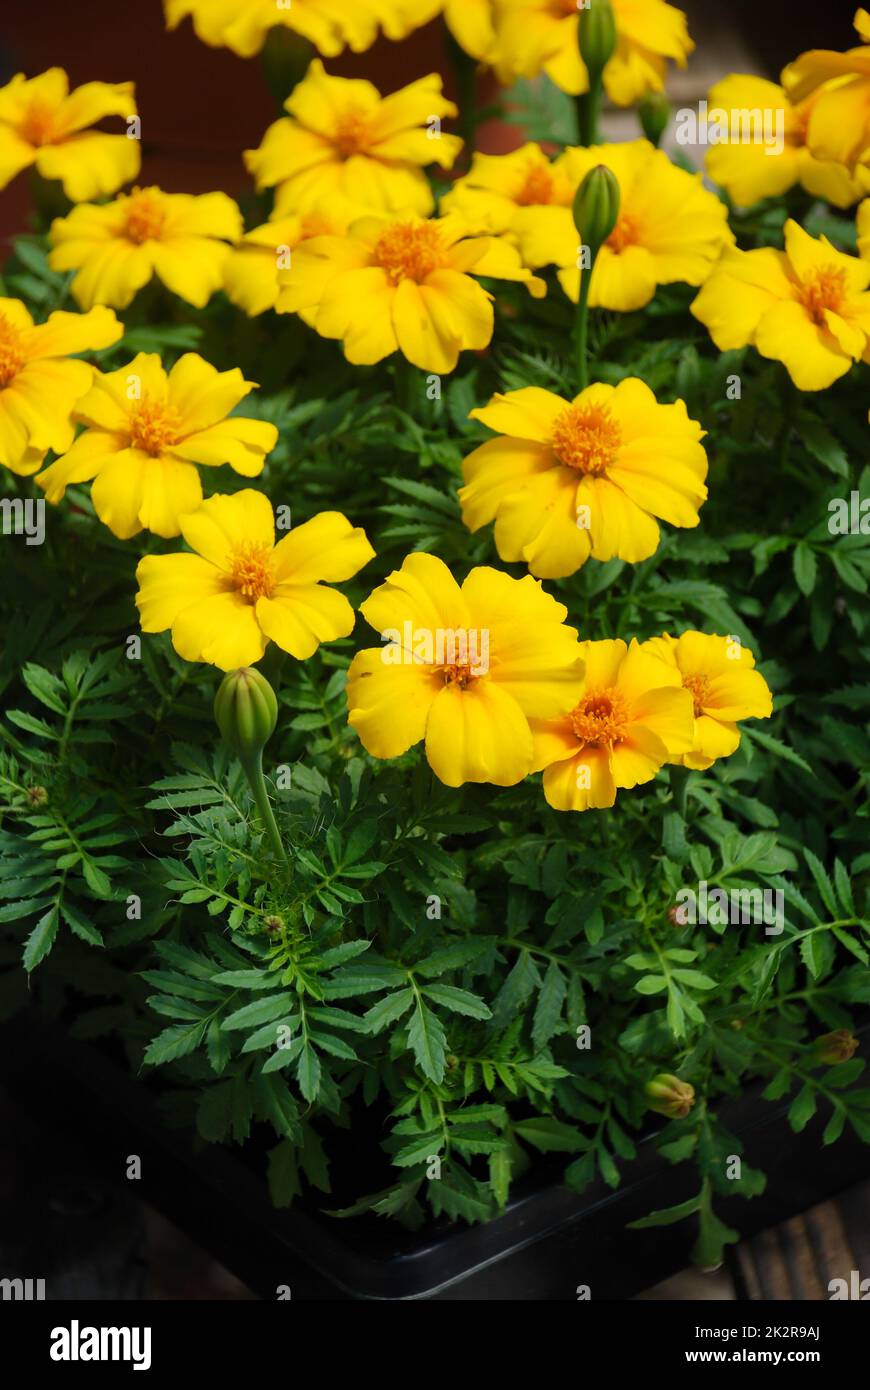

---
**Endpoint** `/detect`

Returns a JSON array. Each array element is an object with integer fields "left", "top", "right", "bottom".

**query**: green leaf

[
  {"left": 532, "top": 960, "right": 567, "bottom": 1050},
  {"left": 22, "top": 904, "right": 59, "bottom": 972},
  {"left": 422, "top": 983, "right": 491, "bottom": 1019},
  {"left": 628, "top": 1195, "right": 700, "bottom": 1229},
  {"left": 407, "top": 998, "right": 447, "bottom": 1083},
  {"left": 792, "top": 543, "right": 817, "bottom": 596},
  {"left": 222, "top": 994, "right": 295, "bottom": 1031},
  {"left": 804, "top": 849, "right": 838, "bottom": 916},
  {"left": 514, "top": 1116, "right": 585, "bottom": 1153}
]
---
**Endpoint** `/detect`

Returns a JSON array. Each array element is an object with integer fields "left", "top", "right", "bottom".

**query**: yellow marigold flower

[
  {"left": 245, "top": 62, "right": 461, "bottom": 221},
  {"left": 0, "top": 68, "right": 139, "bottom": 202},
  {"left": 164, "top": 0, "right": 423, "bottom": 58},
  {"left": 640, "top": 631, "right": 773, "bottom": 770},
  {"left": 36, "top": 353, "right": 278, "bottom": 540},
  {"left": 275, "top": 212, "right": 545, "bottom": 373},
  {"left": 691, "top": 219, "right": 870, "bottom": 392},
  {"left": 48, "top": 187, "right": 243, "bottom": 311},
  {"left": 136, "top": 489, "right": 374, "bottom": 670},
  {"left": 347, "top": 554, "right": 585, "bottom": 787},
  {"left": 705, "top": 75, "right": 866, "bottom": 209},
  {"left": 444, "top": 0, "right": 498, "bottom": 61},
  {"left": 530, "top": 638, "right": 694, "bottom": 811},
  {"left": 224, "top": 211, "right": 347, "bottom": 316},
  {"left": 545, "top": 141, "right": 733, "bottom": 310},
  {"left": 781, "top": 8, "right": 870, "bottom": 175},
  {"left": 460, "top": 379, "right": 707, "bottom": 579},
  {"left": 0, "top": 300, "right": 122, "bottom": 477},
  {"left": 490, "top": 0, "right": 693, "bottom": 104},
  {"left": 440, "top": 142, "right": 576, "bottom": 245}
]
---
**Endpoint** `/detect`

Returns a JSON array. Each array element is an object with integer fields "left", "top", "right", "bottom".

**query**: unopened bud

[
  {"left": 572, "top": 165, "right": 620, "bottom": 262},
  {"left": 25, "top": 785, "right": 49, "bottom": 807},
  {"left": 814, "top": 1030, "right": 859, "bottom": 1065},
  {"left": 645, "top": 1073, "right": 695, "bottom": 1119},
  {"left": 214, "top": 667, "right": 278, "bottom": 767},
  {"left": 579, "top": 0, "right": 617, "bottom": 77},
  {"left": 668, "top": 903, "right": 689, "bottom": 928},
  {"left": 639, "top": 91, "right": 672, "bottom": 148}
]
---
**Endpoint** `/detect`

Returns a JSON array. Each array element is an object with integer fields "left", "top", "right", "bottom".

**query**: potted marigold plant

[{"left": 0, "top": 0, "right": 869, "bottom": 1301}]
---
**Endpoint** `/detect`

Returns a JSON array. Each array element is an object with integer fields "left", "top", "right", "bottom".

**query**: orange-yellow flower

[
  {"left": 640, "top": 631, "right": 773, "bottom": 770},
  {"left": 37, "top": 353, "right": 278, "bottom": 540},
  {"left": 245, "top": 62, "right": 461, "bottom": 220},
  {"left": 530, "top": 638, "right": 694, "bottom": 811},
  {"left": 0, "top": 68, "right": 139, "bottom": 201},
  {"left": 347, "top": 553, "right": 586, "bottom": 787},
  {"left": 164, "top": 0, "right": 427, "bottom": 58},
  {"left": 490, "top": 0, "right": 693, "bottom": 104},
  {"left": 782, "top": 8, "right": 870, "bottom": 175},
  {"left": 536, "top": 141, "right": 734, "bottom": 312},
  {"left": 460, "top": 380, "right": 707, "bottom": 578},
  {"left": 0, "top": 300, "right": 122, "bottom": 478},
  {"left": 704, "top": 74, "right": 866, "bottom": 209},
  {"left": 692, "top": 219, "right": 870, "bottom": 391},
  {"left": 223, "top": 211, "right": 347, "bottom": 316},
  {"left": 136, "top": 489, "right": 374, "bottom": 670},
  {"left": 276, "top": 212, "right": 544, "bottom": 373},
  {"left": 48, "top": 186, "right": 243, "bottom": 311}
]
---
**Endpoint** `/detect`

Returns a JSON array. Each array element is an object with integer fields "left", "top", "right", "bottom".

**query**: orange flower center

[
  {"left": 515, "top": 163, "right": 556, "bottom": 206},
  {"left": 607, "top": 214, "right": 639, "bottom": 254},
  {"left": 124, "top": 189, "right": 167, "bottom": 244},
  {"left": 796, "top": 265, "right": 846, "bottom": 326},
  {"left": 0, "top": 314, "right": 26, "bottom": 389},
  {"left": 20, "top": 99, "right": 58, "bottom": 146},
  {"left": 129, "top": 396, "right": 182, "bottom": 455},
  {"left": 571, "top": 687, "right": 630, "bottom": 747},
  {"left": 553, "top": 0, "right": 580, "bottom": 14},
  {"left": 332, "top": 107, "right": 373, "bottom": 158},
  {"left": 551, "top": 402, "right": 622, "bottom": 474},
  {"left": 373, "top": 221, "right": 446, "bottom": 284},
  {"left": 682, "top": 673, "right": 710, "bottom": 717},
  {"left": 230, "top": 542, "right": 275, "bottom": 601},
  {"left": 440, "top": 662, "right": 478, "bottom": 689}
]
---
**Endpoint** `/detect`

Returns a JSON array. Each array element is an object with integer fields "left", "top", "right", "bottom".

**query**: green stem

[
  {"left": 669, "top": 765, "right": 691, "bottom": 819},
  {"left": 574, "top": 261, "right": 594, "bottom": 392},
  {"left": 576, "top": 70, "right": 604, "bottom": 146},
  {"left": 244, "top": 753, "right": 288, "bottom": 867}
]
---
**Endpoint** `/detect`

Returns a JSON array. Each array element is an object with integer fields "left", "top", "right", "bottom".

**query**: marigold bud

[
  {"left": 579, "top": 0, "right": 617, "bottom": 77},
  {"left": 814, "top": 1030, "right": 859, "bottom": 1065},
  {"left": 214, "top": 667, "right": 278, "bottom": 766},
  {"left": 645, "top": 1073, "right": 695, "bottom": 1119},
  {"left": 638, "top": 91, "right": 672, "bottom": 148},
  {"left": 668, "top": 903, "right": 689, "bottom": 928},
  {"left": 572, "top": 165, "right": 621, "bottom": 262},
  {"left": 25, "top": 785, "right": 49, "bottom": 807}
]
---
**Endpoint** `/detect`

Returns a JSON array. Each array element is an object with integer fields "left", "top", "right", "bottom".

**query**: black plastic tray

[{"left": 2, "top": 1010, "right": 868, "bottom": 1300}]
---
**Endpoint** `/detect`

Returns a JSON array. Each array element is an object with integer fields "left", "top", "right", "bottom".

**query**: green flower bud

[
  {"left": 814, "top": 1030, "right": 859, "bottom": 1065},
  {"left": 572, "top": 164, "right": 621, "bottom": 261},
  {"left": 214, "top": 667, "right": 278, "bottom": 767},
  {"left": 639, "top": 91, "right": 672, "bottom": 148},
  {"left": 579, "top": 0, "right": 617, "bottom": 77},
  {"left": 645, "top": 1073, "right": 695, "bottom": 1119}
]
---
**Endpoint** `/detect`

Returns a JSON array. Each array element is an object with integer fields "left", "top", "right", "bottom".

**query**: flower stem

[
  {"left": 244, "top": 754, "right": 288, "bottom": 867},
  {"left": 576, "top": 71, "right": 604, "bottom": 146},
  {"left": 574, "top": 262, "right": 594, "bottom": 392}
]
